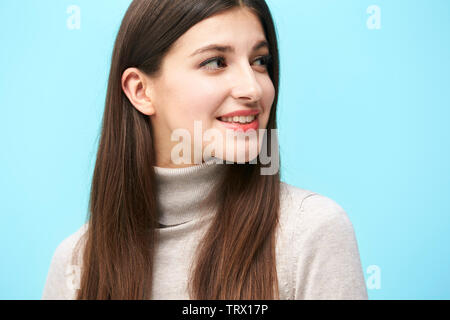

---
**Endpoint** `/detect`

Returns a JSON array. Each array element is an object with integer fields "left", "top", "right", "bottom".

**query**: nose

[{"left": 230, "top": 61, "right": 263, "bottom": 102}]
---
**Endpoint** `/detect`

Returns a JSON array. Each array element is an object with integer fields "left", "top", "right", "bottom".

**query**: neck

[{"left": 153, "top": 157, "right": 226, "bottom": 227}]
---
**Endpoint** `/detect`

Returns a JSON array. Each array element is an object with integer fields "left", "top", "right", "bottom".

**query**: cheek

[
  {"left": 159, "top": 74, "right": 224, "bottom": 134},
  {"left": 262, "top": 77, "right": 275, "bottom": 107},
  {"left": 260, "top": 78, "right": 276, "bottom": 125},
  {"left": 170, "top": 75, "right": 222, "bottom": 118}
]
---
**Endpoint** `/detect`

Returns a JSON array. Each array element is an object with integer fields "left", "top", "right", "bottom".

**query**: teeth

[{"left": 220, "top": 115, "right": 256, "bottom": 124}]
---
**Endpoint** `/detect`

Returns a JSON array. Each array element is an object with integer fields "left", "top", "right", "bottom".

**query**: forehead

[{"left": 170, "top": 7, "right": 266, "bottom": 55}]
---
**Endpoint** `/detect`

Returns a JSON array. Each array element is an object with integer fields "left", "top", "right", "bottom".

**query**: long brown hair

[{"left": 74, "top": 0, "right": 281, "bottom": 299}]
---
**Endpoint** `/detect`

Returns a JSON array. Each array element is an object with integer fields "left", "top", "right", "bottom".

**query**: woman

[{"left": 42, "top": 0, "right": 368, "bottom": 300}]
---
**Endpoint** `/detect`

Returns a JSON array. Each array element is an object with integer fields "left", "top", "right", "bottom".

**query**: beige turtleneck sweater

[{"left": 42, "top": 157, "right": 368, "bottom": 300}]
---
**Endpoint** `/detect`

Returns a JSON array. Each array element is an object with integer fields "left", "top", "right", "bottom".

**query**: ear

[{"left": 121, "top": 67, "right": 156, "bottom": 116}]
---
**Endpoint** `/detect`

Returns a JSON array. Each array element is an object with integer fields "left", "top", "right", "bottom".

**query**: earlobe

[
  {"left": 130, "top": 98, "right": 156, "bottom": 117},
  {"left": 143, "top": 101, "right": 156, "bottom": 116},
  {"left": 142, "top": 86, "right": 156, "bottom": 116},
  {"left": 142, "top": 79, "right": 157, "bottom": 116}
]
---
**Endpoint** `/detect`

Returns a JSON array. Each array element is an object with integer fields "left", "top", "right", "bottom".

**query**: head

[
  {"left": 121, "top": 2, "right": 278, "bottom": 167},
  {"left": 76, "top": 0, "right": 281, "bottom": 299}
]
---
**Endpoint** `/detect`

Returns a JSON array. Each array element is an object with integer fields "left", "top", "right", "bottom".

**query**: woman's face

[{"left": 123, "top": 7, "right": 275, "bottom": 167}]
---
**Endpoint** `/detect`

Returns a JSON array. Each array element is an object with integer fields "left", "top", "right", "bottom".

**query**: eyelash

[{"left": 200, "top": 54, "right": 272, "bottom": 71}]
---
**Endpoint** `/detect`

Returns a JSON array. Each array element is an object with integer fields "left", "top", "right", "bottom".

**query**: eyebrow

[{"left": 189, "top": 40, "right": 269, "bottom": 57}]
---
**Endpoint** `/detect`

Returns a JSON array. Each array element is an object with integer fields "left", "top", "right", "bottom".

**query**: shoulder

[
  {"left": 278, "top": 182, "right": 367, "bottom": 299},
  {"left": 54, "top": 223, "right": 88, "bottom": 264},
  {"left": 279, "top": 181, "right": 354, "bottom": 238},
  {"left": 277, "top": 181, "right": 361, "bottom": 268},
  {"left": 42, "top": 223, "right": 88, "bottom": 299}
]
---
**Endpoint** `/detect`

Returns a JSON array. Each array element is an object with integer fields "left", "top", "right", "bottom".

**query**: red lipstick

[
  {"left": 218, "top": 109, "right": 260, "bottom": 118},
  {"left": 216, "top": 109, "right": 260, "bottom": 132}
]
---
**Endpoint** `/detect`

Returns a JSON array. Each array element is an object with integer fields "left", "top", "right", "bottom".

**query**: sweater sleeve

[
  {"left": 293, "top": 194, "right": 368, "bottom": 300},
  {"left": 42, "top": 224, "right": 86, "bottom": 300}
]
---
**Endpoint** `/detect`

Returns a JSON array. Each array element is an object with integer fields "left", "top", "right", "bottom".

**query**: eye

[
  {"left": 254, "top": 54, "right": 272, "bottom": 67},
  {"left": 200, "top": 56, "right": 227, "bottom": 70},
  {"left": 200, "top": 54, "right": 272, "bottom": 71}
]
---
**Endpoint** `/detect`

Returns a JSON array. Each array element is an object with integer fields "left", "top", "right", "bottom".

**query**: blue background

[{"left": 0, "top": 0, "right": 449, "bottom": 299}]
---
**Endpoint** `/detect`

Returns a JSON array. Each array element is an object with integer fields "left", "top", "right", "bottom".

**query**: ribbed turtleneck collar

[{"left": 153, "top": 157, "right": 226, "bottom": 227}]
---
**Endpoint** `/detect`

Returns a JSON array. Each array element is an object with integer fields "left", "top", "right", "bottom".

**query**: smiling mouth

[
  {"left": 216, "top": 114, "right": 258, "bottom": 124},
  {"left": 215, "top": 115, "right": 260, "bottom": 132}
]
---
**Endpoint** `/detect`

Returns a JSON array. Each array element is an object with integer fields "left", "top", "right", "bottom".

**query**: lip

[
  {"left": 218, "top": 109, "right": 260, "bottom": 118},
  {"left": 216, "top": 116, "right": 259, "bottom": 132}
]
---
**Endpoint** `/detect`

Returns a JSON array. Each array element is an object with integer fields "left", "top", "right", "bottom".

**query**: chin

[{"left": 215, "top": 140, "right": 261, "bottom": 164}]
